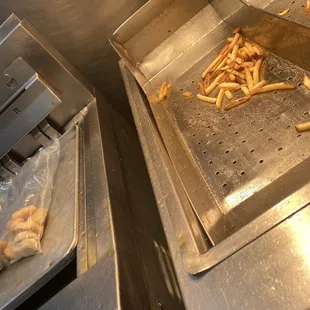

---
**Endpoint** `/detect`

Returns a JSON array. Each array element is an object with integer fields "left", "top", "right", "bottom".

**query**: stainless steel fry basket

[{"left": 111, "top": 0, "right": 310, "bottom": 274}]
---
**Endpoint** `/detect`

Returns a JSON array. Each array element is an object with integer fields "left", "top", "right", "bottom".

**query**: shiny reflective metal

[
  {"left": 0, "top": 58, "right": 35, "bottom": 114},
  {"left": 0, "top": 154, "right": 21, "bottom": 175},
  {"left": 0, "top": 0, "right": 147, "bottom": 119},
  {"left": 113, "top": 0, "right": 310, "bottom": 273},
  {"left": 0, "top": 126, "right": 79, "bottom": 310},
  {"left": 0, "top": 14, "right": 94, "bottom": 161},
  {"left": 0, "top": 73, "right": 61, "bottom": 159}
]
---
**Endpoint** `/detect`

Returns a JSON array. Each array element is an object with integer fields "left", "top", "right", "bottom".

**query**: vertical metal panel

[{"left": 0, "top": 0, "right": 147, "bottom": 119}]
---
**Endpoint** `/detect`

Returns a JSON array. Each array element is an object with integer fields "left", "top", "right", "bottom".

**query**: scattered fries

[
  {"left": 159, "top": 28, "right": 298, "bottom": 114},
  {"left": 196, "top": 94, "right": 217, "bottom": 104},
  {"left": 303, "top": 74, "right": 310, "bottom": 90},
  {"left": 296, "top": 121, "right": 310, "bottom": 132},
  {"left": 183, "top": 91, "right": 193, "bottom": 98},
  {"left": 278, "top": 9, "right": 289, "bottom": 16}
]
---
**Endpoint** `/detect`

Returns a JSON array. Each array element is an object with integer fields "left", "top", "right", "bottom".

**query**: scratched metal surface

[
  {"left": 246, "top": 0, "right": 310, "bottom": 28},
  {"left": 167, "top": 50, "right": 310, "bottom": 217}
]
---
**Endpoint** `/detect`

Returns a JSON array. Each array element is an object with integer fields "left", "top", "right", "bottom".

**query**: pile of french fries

[{"left": 196, "top": 28, "right": 296, "bottom": 111}]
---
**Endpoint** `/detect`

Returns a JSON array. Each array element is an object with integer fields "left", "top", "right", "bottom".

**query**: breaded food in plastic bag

[{"left": 0, "top": 139, "right": 59, "bottom": 267}]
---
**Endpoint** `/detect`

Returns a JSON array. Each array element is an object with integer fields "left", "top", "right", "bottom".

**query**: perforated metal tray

[{"left": 112, "top": 0, "right": 310, "bottom": 273}]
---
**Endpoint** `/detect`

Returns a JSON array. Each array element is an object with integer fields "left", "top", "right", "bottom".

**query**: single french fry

[
  {"left": 229, "top": 33, "right": 241, "bottom": 49},
  {"left": 201, "top": 54, "right": 222, "bottom": 79},
  {"left": 296, "top": 121, "right": 310, "bottom": 132},
  {"left": 235, "top": 76, "right": 246, "bottom": 85},
  {"left": 241, "top": 62, "right": 254, "bottom": 68},
  {"left": 183, "top": 91, "right": 193, "bottom": 98},
  {"left": 230, "top": 44, "right": 240, "bottom": 65},
  {"left": 250, "top": 80, "right": 267, "bottom": 95},
  {"left": 197, "top": 82, "right": 205, "bottom": 95},
  {"left": 233, "top": 27, "right": 241, "bottom": 34},
  {"left": 224, "top": 90, "right": 233, "bottom": 100},
  {"left": 229, "top": 74, "right": 236, "bottom": 82},
  {"left": 253, "top": 44, "right": 264, "bottom": 56},
  {"left": 161, "top": 84, "right": 168, "bottom": 99},
  {"left": 205, "top": 72, "right": 225, "bottom": 95},
  {"left": 245, "top": 42, "right": 254, "bottom": 56},
  {"left": 241, "top": 85, "right": 250, "bottom": 96},
  {"left": 303, "top": 73, "right": 310, "bottom": 90},
  {"left": 225, "top": 96, "right": 251, "bottom": 110},
  {"left": 196, "top": 94, "right": 217, "bottom": 104},
  {"left": 226, "top": 69, "right": 245, "bottom": 79},
  {"left": 227, "top": 37, "right": 234, "bottom": 42},
  {"left": 278, "top": 8, "right": 289, "bottom": 16},
  {"left": 159, "top": 82, "right": 167, "bottom": 100},
  {"left": 237, "top": 37, "right": 243, "bottom": 45},
  {"left": 217, "top": 56, "right": 229, "bottom": 71},
  {"left": 307, "top": 0, "right": 310, "bottom": 15},
  {"left": 245, "top": 67, "right": 254, "bottom": 89},
  {"left": 220, "top": 65, "right": 231, "bottom": 71},
  {"left": 253, "top": 58, "right": 263, "bottom": 85},
  {"left": 216, "top": 89, "right": 225, "bottom": 110},
  {"left": 218, "top": 82, "right": 240, "bottom": 89},
  {"left": 235, "top": 57, "right": 244, "bottom": 65},
  {"left": 249, "top": 67, "right": 255, "bottom": 73},
  {"left": 250, "top": 82, "right": 296, "bottom": 95}
]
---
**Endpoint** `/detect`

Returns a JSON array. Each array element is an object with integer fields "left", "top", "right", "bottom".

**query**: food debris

[
  {"left": 303, "top": 74, "right": 310, "bottom": 89},
  {"left": 306, "top": 0, "right": 310, "bottom": 15},
  {"left": 278, "top": 9, "right": 289, "bottom": 16},
  {"left": 183, "top": 91, "right": 193, "bottom": 97}
]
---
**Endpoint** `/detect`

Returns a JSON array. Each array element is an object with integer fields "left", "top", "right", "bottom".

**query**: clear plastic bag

[{"left": 0, "top": 139, "right": 60, "bottom": 269}]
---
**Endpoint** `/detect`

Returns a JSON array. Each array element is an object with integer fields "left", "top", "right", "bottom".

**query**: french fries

[
  {"left": 250, "top": 82, "right": 296, "bottom": 95},
  {"left": 224, "top": 90, "right": 233, "bottom": 100},
  {"left": 278, "top": 9, "right": 289, "bottom": 16},
  {"left": 225, "top": 96, "right": 251, "bottom": 110},
  {"left": 216, "top": 89, "right": 225, "bottom": 110},
  {"left": 196, "top": 94, "right": 217, "bottom": 104},
  {"left": 253, "top": 58, "right": 263, "bottom": 85},
  {"left": 183, "top": 91, "right": 193, "bottom": 98},
  {"left": 303, "top": 74, "right": 310, "bottom": 90},
  {"left": 296, "top": 122, "right": 310, "bottom": 132},
  {"left": 306, "top": 0, "right": 310, "bottom": 15}
]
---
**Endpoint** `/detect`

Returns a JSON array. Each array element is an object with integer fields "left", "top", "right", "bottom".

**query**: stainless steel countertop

[{"left": 120, "top": 61, "right": 310, "bottom": 310}]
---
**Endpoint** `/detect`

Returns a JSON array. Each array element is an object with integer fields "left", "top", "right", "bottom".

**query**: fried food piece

[
  {"left": 224, "top": 90, "right": 233, "bottom": 100},
  {"left": 196, "top": 94, "right": 217, "bottom": 104},
  {"left": 296, "top": 122, "right": 310, "bottom": 132},
  {"left": 14, "top": 231, "right": 40, "bottom": 243},
  {"left": 216, "top": 89, "right": 225, "bottom": 110},
  {"left": 244, "top": 67, "right": 254, "bottom": 90},
  {"left": 278, "top": 9, "right": 289, "bottom": 16},
  {"left": 15, "top": 221, "right": 43, "bottom": 235},
  {"left": 0, "top": 240, "right": 7, "bottom": 254},
  {"left": 11, "top": 205, "right": 38, "bottom": 220},
  {"left": 183, "top": 91, "right": 193, "bottom": 98},
  {"left": 303, "top": 74, "right": 310, "bottom": 90},
  {"left": 225, "top": 96, "right": 251, "bottom": 110},
  {"left": 253, "top": 58, "right": 263, "bottom": 85},
  {"left": 306, "top": 0, "right": 310, "bottom": 15},
  {"left": 31, "top": 208, "right": 48, "bottom": 226},
  {"left": 7, "top": 218, "right": 25, "bottom": 233},
  {"left": 4, "top": 239, "right": 39, "bottom": 261},
  {"left": 250, "top": 82, "right": 296, "bottom": 95}
]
